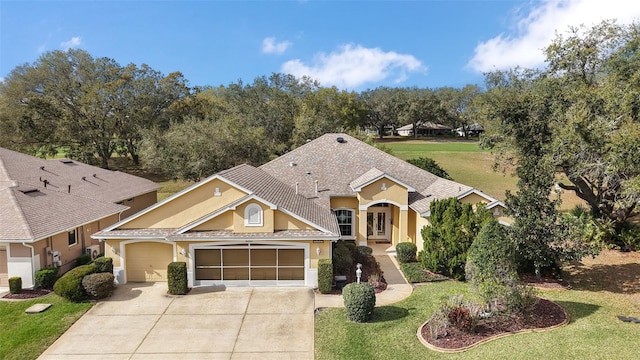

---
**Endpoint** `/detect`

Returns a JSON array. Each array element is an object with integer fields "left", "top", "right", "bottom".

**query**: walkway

[
  {"left": 314, "top": 243, "right": 413, "bottom": 308},
  {"left": 39, "top": 284, "right": 314, "bottom": 359}
]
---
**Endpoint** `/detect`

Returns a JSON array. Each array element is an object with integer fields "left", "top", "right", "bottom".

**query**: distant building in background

[{"left": 397, "top": 122, "right": 452, "bottom": 137}]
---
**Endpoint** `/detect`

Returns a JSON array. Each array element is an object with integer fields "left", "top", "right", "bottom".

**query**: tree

[
  {"left": 360, "top": 87, "right": 404, "bottom": 138},
  {"left": 406, "top": 157, "right": 451, "bottom": 180},
  {"left": 420, "top": 197, "right": 492, "bottom": 280},
  {"left": 436, "top": 85, "right": 482, "bottom": 138},
  {"left": 397, "top": 87, "right": 444, "bottom": 139}
]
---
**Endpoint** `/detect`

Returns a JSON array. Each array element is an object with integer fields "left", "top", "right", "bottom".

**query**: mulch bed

[
  {"left": 322, "top": 281, "right": 388, "bottom": 295},
  {"left": 421, "top": 298, "right": 568, "bottom": 351},
  {"left": 520, "top": 273, "right": 571, "bottom": 290},
  {"left": 2, "top": 288, "right": 53, "bottom": 300}
]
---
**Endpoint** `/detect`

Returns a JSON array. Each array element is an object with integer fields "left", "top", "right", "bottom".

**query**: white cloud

[
  {"left": 467, "top": 0, "right": 640, "bottom": 72},
  {"left": 262, "top": 37, "right": 292, "bottom": 54},
  {"left": 282, "top": 44, "right": 425, "bottom": 89},
  {"left": 60, "top": 36, "right": 82, "bottom": 51}
]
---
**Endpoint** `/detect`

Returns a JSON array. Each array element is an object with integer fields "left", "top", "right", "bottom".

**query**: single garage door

[
  {"left": 0, "top": 248, "right": 7, "bottom": 287},
  {"left": 194, "top": 244, "right": 304, "bottom": 283},
  {"left": 126, "top": 242, "right": 173, "bottom": 282}
]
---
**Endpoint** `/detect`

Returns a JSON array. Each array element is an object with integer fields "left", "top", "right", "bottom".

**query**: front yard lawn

[
  {"left": 315, "top": 281, "right": 640, "bottom": 359},
  {"left": 0, "top": 293, "right": 92, "bottom": 359}
]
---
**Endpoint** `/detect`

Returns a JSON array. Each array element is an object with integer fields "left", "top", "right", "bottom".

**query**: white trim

[
  {"left": 244, "top": 203, "right": 264, "bottom": 227},
  {"left": 170, "top": 234, "right": 339, "bottom": 241},
  {"left": 359, "top": 200, "right": 408, "bottom": 211},
  {"left": 457, "top": 188, "right": 499, "bottom": 204},
  {"left": 102, "top": 174, "right": 254, "bottom": 232},
  {"left": 332, "top": 208, "right": 355, "bottom": 238},
  {"left": 351, "top": 173, "right": 415, "bottom": 193}
]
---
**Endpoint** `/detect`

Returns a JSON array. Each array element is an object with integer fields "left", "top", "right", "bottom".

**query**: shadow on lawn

[
  {"left": 553, "top": 300, "right": 600, "bottom": 323},
  {"left": 564, "top": 262, "right": 640, "bottom": 294},
  {"left": 371, "top": 305, "right": 409, "bottom": 323}
]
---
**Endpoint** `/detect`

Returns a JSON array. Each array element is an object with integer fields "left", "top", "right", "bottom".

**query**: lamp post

[{"left": 356, "top": 263, "right": 362, "bottom": 284}]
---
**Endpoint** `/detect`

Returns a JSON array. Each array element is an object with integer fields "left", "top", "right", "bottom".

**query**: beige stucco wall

[
  {"left": 233, "top": 202, "right": 274, "bottom": 233},
  {"left": 124, "top": 179, "right": 247, "bottom": 228},
  {"left": 460, "top": 192, "right": 489, "bottom": 206},
  {"left": 274, "top": 212, "right": 314, "bottom": 230},
  {"left": 357, "top": 178, "right": 408, "bottom": 206},
  {"left": 407, "top": 209, "right": 417, "bottom": 243},
  {"left": 415, "top": 216, "right": 430, "bottom": 253},
  {"left": 193, "top": 211, "right": 234, "bottom": 231},
  {"left": 120, "top": 191, "right": 158, "bottom": 219}
]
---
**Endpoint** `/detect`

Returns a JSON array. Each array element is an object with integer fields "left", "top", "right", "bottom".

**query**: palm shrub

[
  {"left": 53, "top": 263, "right": 96, "bottom": 302},
  {"left": 8, "top": 276, "right": 22, "bottom": 294},
  {"left": 318, "top": 259, "right": 333, "bottom": 294},
  {"left": 167, "top": 262, "right": 188, "bottom": 295},
  {"left": 342, "top": 282, "right": 376, "bottom": 322},
  {"left": 396, "top": 242, "right": 417, "bottom": 263},
  {"left": 35, "top": 267, "right": 59, "bottom": 289},
  {"left": 82, "top": 272, "right": 115, "bottom": 299}
]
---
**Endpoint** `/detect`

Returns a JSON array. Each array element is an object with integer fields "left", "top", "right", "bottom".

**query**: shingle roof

[
  {"left": 0, "top": 147, "right": 153, "bottom": 242},
  {"left": 259, "top": 133, "right": 473, "bottom": 213}
]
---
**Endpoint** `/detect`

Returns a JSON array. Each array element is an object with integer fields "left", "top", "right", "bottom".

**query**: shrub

[
  {"left": 353, "top": 246, "right": 373, "bottom": 264},
  {"left": 400, "top": 262, "right": 446, "bottom": 283},
  {"left": 53, "top": 263, "right": 96, "bottom": 302},
  {"left": 342, "top": 282, "right": 376, "bottom": 322},
  {"left": 81, "top": 272, "right": 115, "bottom": 299},
  {"left": 318, "top": 259, "right": 333, "bottom": 294},
  {"left": 35, "top": 267, "right": 59, "bottom": 289},
  {"left": 8, "top": 276, "right": 22, "bottom": 294},
  {"left": 167, "top": 262, "right": 188, "bottom": 295},
  {"left": 396, "top": 242, "right": 417, "bottom": 263},
  {"left": 332, "top": 241, "right": 353, "bottom": 276},
  {"left": 407, "top": 157, "right": 452, "bottom": 180},
  {"left": 448, "top": 306, "right": 474, "bottom": 332},
  {"left": 504, "top": 284, "right": 539, "bottom": 315},
  {"left": 75, "top": 254, "right": 91, "bottom": 266},
  {"left": 94, "top": 257, "right": 114, "bottom": 274}
]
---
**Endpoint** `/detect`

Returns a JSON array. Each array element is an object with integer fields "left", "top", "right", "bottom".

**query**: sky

[{"left": 2, "top": 1, "right": 640, "bottom": 92}]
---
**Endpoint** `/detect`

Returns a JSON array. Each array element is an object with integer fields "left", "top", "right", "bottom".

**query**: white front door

[{"left": 367, "top": 208, "right": 390, "bottom": 241}]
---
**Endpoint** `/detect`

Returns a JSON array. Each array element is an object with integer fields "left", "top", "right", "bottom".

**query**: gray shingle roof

[
  {"left": 259, "top": 133, "right": 473, "bottom": 213},
  {"left": 0, "top": 147, "right": 154, "bottom": 242}
]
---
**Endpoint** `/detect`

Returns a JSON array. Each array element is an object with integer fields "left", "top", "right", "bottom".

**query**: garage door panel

[
  {"left": 195, "top": 267, "right": 220, "bottom": 280},
  {"left": 252, "top": 249, "right": 276, "bottom": 266},
  {"left": 195, "top": 249, "right": 220, "bottom": 266},
  {"left": 126, "top": 242, "right": 173, "bottom": 282},
  {"left": 279, "top": 268, "right": 304, "bottom": 280},
  {"left": 223, "top": 267, "right": 249, "bottom": 280},
  {"left": 224, "top": 249, "right": 249, "bottom": 266},
  {"left": 279, "top": 249, "right": 304, "bottom": 266},
  {"left": 251, "top": 267, "right": 276, "bottom": 280}
]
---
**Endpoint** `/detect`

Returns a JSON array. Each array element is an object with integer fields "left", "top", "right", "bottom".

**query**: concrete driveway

[{"left": 38, "top": 283, "right": 314, "bottom": 359}]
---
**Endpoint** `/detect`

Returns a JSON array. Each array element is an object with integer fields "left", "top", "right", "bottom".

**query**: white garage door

[
  {"left": 126, "top": 242, "right": 173, "bottom": 282},
  {"left": 194, "top": 244, "right": 304, "bottom": 285}
]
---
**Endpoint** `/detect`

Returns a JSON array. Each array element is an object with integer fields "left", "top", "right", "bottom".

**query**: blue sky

[{"left": 2, "top": 1, "right": 640, "bottom": 91}]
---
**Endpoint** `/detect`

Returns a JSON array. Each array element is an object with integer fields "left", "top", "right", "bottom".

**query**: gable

[
  {"left": 358, "top": 178, "right": 409, "bottom": 206},
  {"left": 191, "top": 211, "right": 234, "bottom": 231},
  {"left": 122, "top": 178, "right": 247, "bottom": 229}
]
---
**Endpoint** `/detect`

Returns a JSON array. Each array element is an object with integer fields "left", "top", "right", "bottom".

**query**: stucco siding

[
  {"left": 120, "top": 191, "right": 158, "bottom": 219},
  {"left": 358, "top": 178, "right": 408, "bottom": 206},
  {"left": 274, "top": 212, "right": 314, "bottom": 230},
  {"left": 233, "top": 202, "right": 275, "bottom": 233},
  {"left": 415, "top": 216, "right": 430, "bottom": 253},
  {"left": 460, "top": 192, "right": 489, "bottom": 206},
  {"left": 193, "top": 211, "right": 234, "bottom": 231}
]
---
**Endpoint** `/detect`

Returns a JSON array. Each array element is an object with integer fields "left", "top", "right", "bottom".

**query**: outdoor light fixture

[
  {"left": 356, "top": 263, "right": 363, "bottom": 284},
  {"left": 316, "top": 246, "right": 321, "bottom": 256},
  {"left": 180, "top": 248, "right": 186, "bottom": 256},
  {"left": 111, "top": 246, "right": 117, "bottom": 254}
]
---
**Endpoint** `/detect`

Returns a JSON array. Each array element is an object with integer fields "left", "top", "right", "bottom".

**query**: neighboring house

[
  {"left": 0, "top": 148, "right": 159, "bottom": 288},
  {"left": 397, "top": 122, "right": 452, "bottom": 137},
  {"left": 454, "top": 123, "right": 485, "bottom": 137},
  {"left": 94, "top": 134, "right": 507, "bottom": 288}
]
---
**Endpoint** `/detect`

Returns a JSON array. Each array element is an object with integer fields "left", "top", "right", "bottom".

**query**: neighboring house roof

[
  {"left": 259, "top": 133, "right": 475, "bottom": 214},
  {"left": 397, "top": 122, "right": 452, "bottom": 131},
  {"left": 0, "top": 147, "right": 158, "bottom": 242},
  {"left": 455, "top": 123, "right": 485, "bottom": 132}
]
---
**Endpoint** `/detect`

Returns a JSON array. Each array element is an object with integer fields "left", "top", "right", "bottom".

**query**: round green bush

[
  {"left": 342, "top": 282, "right": 376, "bottom": 322},
  {"left": 94, "top": 257, "right": 114, "bottom": 274},
  {"left": 396, "top": 242, "right": 417, "bottom": 263},
  {"left": 35, "top": 267, "right": 59, "bottom": 289},
  {"left": 317, "top": 259, "right": 333, "bottom": 294},
  {"left": 53, "top": 263, "right": 96, "bottom": 302},
  {"left": 82, "top": 272, "right": 115, "bottom": 299}
]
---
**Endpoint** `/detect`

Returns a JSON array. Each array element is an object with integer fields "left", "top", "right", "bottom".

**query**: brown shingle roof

[
  {"left": 0, "top": 147, "right": 151, "bottom": 242},
  {"left": 259, "top": 133, "right": 472, "bottom": 213}
]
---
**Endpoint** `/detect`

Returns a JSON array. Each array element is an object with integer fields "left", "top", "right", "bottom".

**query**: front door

[{"left": 367, "top": 207, "right": 390, "bottom": 242}]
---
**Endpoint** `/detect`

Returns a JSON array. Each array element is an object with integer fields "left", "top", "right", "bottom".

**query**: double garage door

[{"left": 195, "top": 244, "right": 304, "bottom": 283}]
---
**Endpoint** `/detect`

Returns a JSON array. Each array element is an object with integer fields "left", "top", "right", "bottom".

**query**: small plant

[
  {"left": 396, "top": 242, "right": 417, "bottom": 264},
  {"left": 35, "top": 267, "right": 59, "bottom": 289},
  {"left": 447, "top": 307, "right": 474, "bottom": 332},
  {"left": 400, "top": 262, "right": 447, "bottom": 283},
  {"left": 75, "top": 254, "right": 91, "bottom": 267},
  {"left": 504, "top": 284, "right": 539, "bottom": 315},
  {"left": 81, "top": 272, "right": 115, "bottom": 299},
  {"left": 342, "top": 282, "right": 376, "bottom": 322},
  {"left": 8, "top": 276, "right": 22, "bottom": 294},
  {"left": 167, "top": 262, "right": 188, "bottom": 295},
  {"left": 94, "top": 257, "right": 113, "bottom": 274},
  {"left": 53, "top": 263, "right": 96, "bottom": 302},
  {"left": 318, "top": 259, "right": 333, "bottom": 294}
]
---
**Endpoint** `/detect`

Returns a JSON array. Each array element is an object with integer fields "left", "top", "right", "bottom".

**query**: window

[
  {"left": 334, "top": 209, "right": 354, "bottom": 237},
  {"left": 244, "top": 203, "right": 263, "bottom": 227},
  {"left": 68, "top": 229, "right": 77, "bottom": 247}
]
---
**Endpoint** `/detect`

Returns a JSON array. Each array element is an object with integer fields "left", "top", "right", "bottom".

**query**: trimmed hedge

[
  {"left": 94, "top": 257, "right": 114, "bottom": 274},
  {"left": 318, "top": 259, "right": 333, "bottom": 294},
  {"left": 54, "top": 263, "right": 96, "bottom": 302},
  {"left": 342, "top": 282, "right": 376, "bottom": 322},
  {"left": 9, "top": 276, "right": 22, "bottom": 294},
  {"left": 75, "top": 254, "right": 92, "bottom": 266},
  {"left": 333, "top": 241, "right": 353, "bottom": 276},
  {"left": 168, "top": 262, "right": 188, "bottom": 295},
  {"left": 396, "top": 242, "right": 417, "bottom": 263},
  {"left": 82, "top": 272, "right": 115, "bottom": 299},
  {"left": 35, "top": 267, "right": 59, "bottom": 289}
]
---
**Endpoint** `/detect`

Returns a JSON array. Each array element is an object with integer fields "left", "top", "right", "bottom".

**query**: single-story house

[
  {"left": 93, "top": 134, "right": 507, "bottom": 288},
  {"left": 0, "top": 147, "right": 159, "bottom": 288},
  {"left": 454, "top": 123, "right": 485, "bottom": 137},
  {"left": 397, "top": 122, "right": 452, "bottom": 137}
]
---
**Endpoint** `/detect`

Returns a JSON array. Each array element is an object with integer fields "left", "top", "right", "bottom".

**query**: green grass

[
  {"left": 315, "top": 281, "right": 639, "bottom": 360},
  {"left": 0, "top": 294, "right": 92, "bottom": 360}
]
